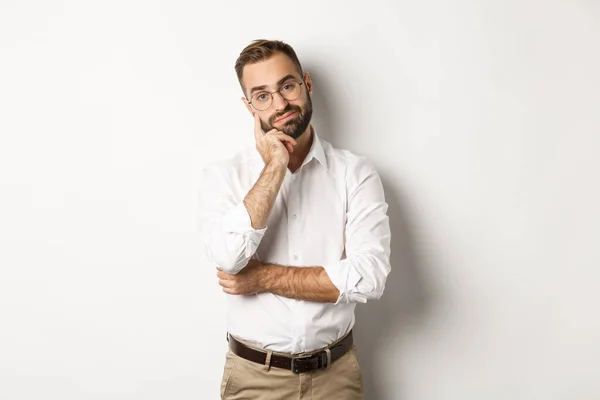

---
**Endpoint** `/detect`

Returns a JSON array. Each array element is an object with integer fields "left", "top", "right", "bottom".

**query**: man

[{"left": 197, "top": 39, "right": 391, "bottom": 399}]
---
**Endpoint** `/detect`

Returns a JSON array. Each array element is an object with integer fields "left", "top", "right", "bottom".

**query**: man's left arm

[
  {"left": 322, "top": 157, "right": 392, "bottom": 304},
  {"left": 217, "top": 261, "right": 339, "bottom": 302}
]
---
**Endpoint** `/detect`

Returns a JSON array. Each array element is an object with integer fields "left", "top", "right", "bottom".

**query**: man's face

[{"left": 242, "top": 53, "right": 312, "bottom": 139}]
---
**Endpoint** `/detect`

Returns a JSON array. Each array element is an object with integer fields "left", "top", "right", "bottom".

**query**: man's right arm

[
  {"left": 197, "top": 161, "right": 286, "bottom": 275},
  {"left": 243, "top": 161, "right": 287, "bottom": 230},
  {"left": 199, "top": 113, "right": 295, "bottom": 274}
]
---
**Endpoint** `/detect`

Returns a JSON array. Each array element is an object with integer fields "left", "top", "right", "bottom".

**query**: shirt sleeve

[
  {"left": 322, "top": 157, "right": 391, "bottom": 304},
  {"left": 197, "top": 164, "right": 266, "bottom": 274}
]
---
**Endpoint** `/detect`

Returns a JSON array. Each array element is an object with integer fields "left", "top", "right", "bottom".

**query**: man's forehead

[{"left": 242, "top": 53, "right": 301, "bottom": 90}]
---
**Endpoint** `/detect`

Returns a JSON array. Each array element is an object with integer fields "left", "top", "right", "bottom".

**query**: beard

[{"left": 260, "top": 95, "right": 313, "bottom": 140}]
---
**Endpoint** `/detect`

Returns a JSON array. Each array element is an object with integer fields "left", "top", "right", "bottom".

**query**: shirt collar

[{"left": 301, "top": 126, "right": 328, "bottom": 171}]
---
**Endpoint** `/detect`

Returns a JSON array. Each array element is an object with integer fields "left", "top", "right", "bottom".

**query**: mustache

[{"left": 270, "top": 106, "right": 302, "bottom": 123}]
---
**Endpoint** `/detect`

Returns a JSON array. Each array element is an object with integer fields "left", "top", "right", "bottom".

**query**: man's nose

[{"left": 271, "top": 91, "right": 289, "bottom": 111}]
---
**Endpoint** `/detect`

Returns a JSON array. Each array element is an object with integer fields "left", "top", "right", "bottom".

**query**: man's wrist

[{"left": 265, "top": 159, "right": 288, "bottom": 172}]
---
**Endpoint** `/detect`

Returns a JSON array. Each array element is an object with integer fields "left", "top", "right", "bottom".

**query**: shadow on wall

[
  {"left": 355, "top": 181, "right": 436, "bottom": 400},
  {"left": 307, "top": 64, "right": 438, "bottom": 400},
  {"left": 302, "top": 64, "right": 340, "bottom": 145}
]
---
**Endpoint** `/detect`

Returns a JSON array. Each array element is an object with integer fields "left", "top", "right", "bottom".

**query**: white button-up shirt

[{"left": 197, "top": 130, "right": 391, "bottom": 353}]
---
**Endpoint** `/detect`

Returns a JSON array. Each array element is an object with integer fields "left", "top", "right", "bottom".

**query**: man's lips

[{"left": 275, "top": 111, "right": 297, "bottom": 123}]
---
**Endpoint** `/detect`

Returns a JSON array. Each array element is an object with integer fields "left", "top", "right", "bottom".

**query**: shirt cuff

[{"left": 323, "top": 259, "right": 363, "bottom": 305}]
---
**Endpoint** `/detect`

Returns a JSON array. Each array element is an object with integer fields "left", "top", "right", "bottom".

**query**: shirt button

[
  {"left": 292, "top": 213, "right": 297, "bottom": 219},
  {"left": 293, "top": 255, "right": 299, "bottom": 260}
]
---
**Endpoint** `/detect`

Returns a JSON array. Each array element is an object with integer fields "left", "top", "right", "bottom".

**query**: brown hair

[{"left": 235, "top": 39, "right": 304, "bottom": 95}]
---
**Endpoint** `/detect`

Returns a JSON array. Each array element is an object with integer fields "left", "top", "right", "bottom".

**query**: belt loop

[
  {"left": 263, "top": 350, "right": 273, "bottom": 372},
  {"left": 325, "top": 348, "right": 332, "bottom": 369}
]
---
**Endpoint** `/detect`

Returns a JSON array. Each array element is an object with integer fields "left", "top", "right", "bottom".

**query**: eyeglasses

[{"left": 248, "top": 80, "right": 304, "bottom": 111}]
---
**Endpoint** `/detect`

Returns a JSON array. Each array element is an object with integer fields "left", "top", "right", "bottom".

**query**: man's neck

[{"left": 288, "top": 125, "right": 314, "bottom": 173}]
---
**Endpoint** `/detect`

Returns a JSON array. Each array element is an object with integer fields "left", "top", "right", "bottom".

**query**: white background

[{"left": 1, "top": 0, "right": 599, "bottom": 399}]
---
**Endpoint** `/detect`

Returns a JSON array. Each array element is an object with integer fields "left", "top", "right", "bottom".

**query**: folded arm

[
  {"left": 217, "top": 157, "right": 391, "bottom": 304},
  {"left": 217, "top": 260, "right": 340, "bottom": 303}
]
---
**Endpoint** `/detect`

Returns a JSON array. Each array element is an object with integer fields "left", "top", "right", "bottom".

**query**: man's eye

[
  {"left": 256, "top": 93, "right": 269, "bottom": 101},
  {"left": 282, "top": 83, "right": 294, "bottom": 91}
]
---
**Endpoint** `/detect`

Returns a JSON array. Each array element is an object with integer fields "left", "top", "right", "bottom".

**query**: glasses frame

[{"left": 247, "top": 80, "right": 305, "bottom": 111}]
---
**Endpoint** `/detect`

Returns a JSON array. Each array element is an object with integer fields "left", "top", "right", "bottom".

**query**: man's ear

[
  {"left": 304, "top": 72, "right": 313, "bottom": 96},
  {"left": 241, "top": 97, "right": 253, "bottom": 116}
]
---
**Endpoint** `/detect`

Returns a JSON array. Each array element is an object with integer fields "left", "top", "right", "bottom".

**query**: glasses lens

[
  {"left": 280, "top": 81, "right": 301, "bottom": 101},
  {"left": 251, "top": 92, "right": 271, "bottom": 111}
]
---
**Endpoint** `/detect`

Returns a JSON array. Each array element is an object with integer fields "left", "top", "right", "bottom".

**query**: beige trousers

[{"left": 220, "top": 339, "right": 364, "bottom": 400}]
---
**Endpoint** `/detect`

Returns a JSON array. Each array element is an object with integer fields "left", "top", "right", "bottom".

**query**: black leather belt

[{"left": 227, "top": 330, "right": 353, "bottom": 374}]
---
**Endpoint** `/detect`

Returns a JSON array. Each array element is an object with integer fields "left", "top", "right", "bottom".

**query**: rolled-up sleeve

[
  {"left": 323, "top": 158, "right": 391, "bottom": 304},
  {"left": 197, "top": 165, "right": 266, "bottom": 274}
]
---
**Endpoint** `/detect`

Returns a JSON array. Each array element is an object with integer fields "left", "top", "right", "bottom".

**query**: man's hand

[
  {"left": 217, "top": 258, "right": 267, "bottom": 295},
  {"left": 253, "top": 113, "right": 296, "bottom": 167}
]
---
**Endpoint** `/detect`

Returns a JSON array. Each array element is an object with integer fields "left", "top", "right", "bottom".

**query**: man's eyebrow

[{"left": 249, "top": 74, "right": 299, "bottom": 95}]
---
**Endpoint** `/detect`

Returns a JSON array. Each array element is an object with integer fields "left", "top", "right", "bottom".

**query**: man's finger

[
  {"left": 218, "top": 279, "right": 233, "bottom": 288},
  {"left": 223, "top": 287, "right": 240, "bottom": 295},
  {"left": 276, "top": 134, "right": 297, "bottom": 145},
  {"left": 267, "top": 132, "right": 297, "bottom": 146},
  {"left": 274, "top": 135, "right": 297, "bottom": 150},
  {"left": 265, "top": 128, "right": 298, "bottom": 146},
  {"left": 217, "top": 270, "right": 235, "bottom": 279},
  {"left": 265, "top": 129, "right": 296, "bottom": 142}
]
